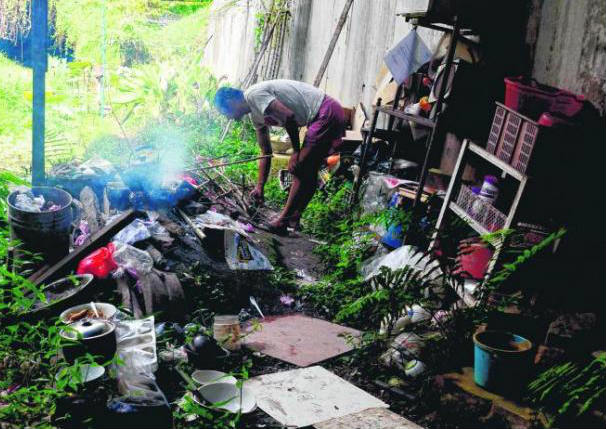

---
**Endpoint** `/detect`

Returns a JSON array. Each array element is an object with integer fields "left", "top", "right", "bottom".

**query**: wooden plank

[
  {"left": 30, "top": 209, "right": 138, "bottom": 286},
  {"left": 313, "top": 0, "right": 354, "bottom": 87},
  {"left": 430, "top": 139, "right": 469, "bottom": 250}
]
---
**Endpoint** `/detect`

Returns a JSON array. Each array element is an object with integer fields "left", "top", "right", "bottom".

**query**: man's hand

[
  {"left": 288, "top": 152, "right": 300, "bottom": 175},
  {"left": 249, "top": 185, "right": 265, "bottom": 205}
]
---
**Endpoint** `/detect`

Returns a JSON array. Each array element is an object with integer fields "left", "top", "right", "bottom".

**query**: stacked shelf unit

[{"left": 431, "top": 139, "right": 529, "bottom": 276}]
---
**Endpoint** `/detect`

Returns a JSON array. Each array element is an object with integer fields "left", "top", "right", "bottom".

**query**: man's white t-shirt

[{"left": 244, "top": 79, "right": 325, "bottom": 129}]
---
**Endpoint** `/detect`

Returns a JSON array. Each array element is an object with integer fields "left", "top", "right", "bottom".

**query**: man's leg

[{"left": 271, "top": 144, "right": 322, "bottom": 229}]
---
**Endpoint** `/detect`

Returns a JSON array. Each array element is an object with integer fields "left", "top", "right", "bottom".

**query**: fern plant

[{"left": 528, "top": 352, "right": 606, "bottom": 427}]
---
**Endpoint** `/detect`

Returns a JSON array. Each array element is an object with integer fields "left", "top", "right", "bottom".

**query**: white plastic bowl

[
  {"left": 55, "top": 364, "right": 105, "bottom": 383},
  {"left": 192, "top": 370, "right": 237, "bottom": 387},
  {"left": 60, "top": 302, "right": 117, "bottom": 324},
  {"left": 197, "top": 382, "right": 256, "bottom": 414}
]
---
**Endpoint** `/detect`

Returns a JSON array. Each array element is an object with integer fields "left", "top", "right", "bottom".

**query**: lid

[
  {"left": 483, "top": 175, "right": 498, "bottom": 185},
  {"left": 62, "top": 319, "right": 114, "bottom": 339}
]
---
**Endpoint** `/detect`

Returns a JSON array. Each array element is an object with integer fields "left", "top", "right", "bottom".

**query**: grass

[{"left": 0, "top": 1, "right": 222, "bottom": 174}]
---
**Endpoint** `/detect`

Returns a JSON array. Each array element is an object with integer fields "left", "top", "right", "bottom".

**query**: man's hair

[{"left": 214, "top": 86, "right": 245, "bottom": 116}]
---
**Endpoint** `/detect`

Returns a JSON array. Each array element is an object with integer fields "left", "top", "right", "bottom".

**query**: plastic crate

[
  {"left": 456, "top": 185, "right": 507, "bottom": 232},
  {"left": 488, "top": 103, "right": 541, "bottom": 174},
  {"left": 486, "top": 104, "right": 506, "bottom": 154},
  {"left": 510, "top": 120, "right": 540, "bottom": 174}
]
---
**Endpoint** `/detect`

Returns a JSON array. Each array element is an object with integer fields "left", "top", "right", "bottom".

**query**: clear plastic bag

[
  {"left": 112, "top": 242, "right": 154, "bottom": 275},
  {"left": 115, "top": 317, "right": 157, "bottom": 375},
  {"left": 362, "top": 245, "right": 441, "bottom": 281},
  {"left": 14, "top": 192, "right": 45, "bottom": 212},
  {"left": 113, "top": 219, "right": 151, "bottom": 245}
]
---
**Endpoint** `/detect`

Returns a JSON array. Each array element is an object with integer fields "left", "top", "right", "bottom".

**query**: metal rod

[
  {"left": 350, "top": 98, "right": 382, "bottom": 207},
  {"left": 189, "top": 155, "right": 272, "bottom": 172},
  {"left": 31, "top": 0, "right": 48, "bottom": 185},
  {"left": 412, "top": 16, "right": 461, "bottom": 211}
]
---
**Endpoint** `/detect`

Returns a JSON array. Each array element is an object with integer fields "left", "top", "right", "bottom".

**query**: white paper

[{"left": 384, "top": 30, "right": 432, "bottom": 84}]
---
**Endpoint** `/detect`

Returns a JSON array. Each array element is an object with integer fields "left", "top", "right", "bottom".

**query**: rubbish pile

[{"left": 13, "top": 189, "right": 62, "bottom": 212}]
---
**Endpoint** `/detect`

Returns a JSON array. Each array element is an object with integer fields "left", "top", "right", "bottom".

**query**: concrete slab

[
  {"left": 243, "top": 314, "right": 361, "bottom": 367},
  {"left": 246, "top": 366, "right": 388, "bottom": 428},
  {"left": 315, "top": 407, "right": 424, "bottom": 429}
]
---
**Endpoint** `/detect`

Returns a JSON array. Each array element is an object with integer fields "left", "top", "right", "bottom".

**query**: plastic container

[
  {"left": 457, "top": 240, "right": 493, "bottom": 280},
  {"left": 473, "top": 330, "right": 533, "bottom": 395},
  {"left": 213, "top": 315, "right": 241, "bottom": 351},
  {"left": 479, "top": 175, "right": 498, "bottom": 204},
  {"left": 504, "top": 77, "right": 584, "bottom": 119}
]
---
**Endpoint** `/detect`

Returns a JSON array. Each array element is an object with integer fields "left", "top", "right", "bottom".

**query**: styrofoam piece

[
  {"left": 196, "top": 382, "right": 256, "bottom": 414},
  {"left": 314, "top": 407, "right": 424, "bottom": 429},
  {"left": 192, "top": 370, "right": 237, "bottom": 386},
  {"left": 245, "top": 366, "right": 388, "bottom": 428}
]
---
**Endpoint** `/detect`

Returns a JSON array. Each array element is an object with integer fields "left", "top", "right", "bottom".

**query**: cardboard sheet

[
  {"left": 315, "top": 407, "right": 424, "bottom": 429},
  {"left": 243, "top": 314, "right": 361, "bottom": 367},
  {"left": 246, "top": 366, "right": 388, "bottom": 428}
]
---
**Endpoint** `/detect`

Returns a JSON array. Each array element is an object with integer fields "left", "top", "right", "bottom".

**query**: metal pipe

[{"left": 31, "top": 0, "right": 48, "bottom": 185}]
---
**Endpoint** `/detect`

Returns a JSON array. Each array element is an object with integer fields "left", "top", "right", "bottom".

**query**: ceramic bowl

[
  {"left": 196, "top": 382, "right": 256, "bottom": 414},
  {"left": 192, "top": 370, "right": 237, "bottom": 387},
  {"left": 55, "top": 364, "right": 105, "bottom": 384}
]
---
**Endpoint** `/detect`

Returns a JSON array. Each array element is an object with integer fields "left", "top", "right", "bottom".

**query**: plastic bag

[
  {"left": 113, "top": 219, "right": 151, "bottom": 245},
  {"left": 115, "top": 317, "right": 157, "bottom": 375},
  {"left": 193, "top": 211, "right": 249, "bottom": 237},
  {"left": 362, "top": 245, "right": 441, "bottom": 281},
  {"left": 14, "top": 192, "right": 45, "bottom": 212},
  {"left": 360, "top": 172, "right": 398, "bottom": 215},
  {"left": 76, "top": 243, "right": 118, "bottom": 278},
  {"left": 112, "top": 242, "right": 154, "bottom": 275},
  {"left": 224, "top": 230, "right": 273, "bottom": 271}
]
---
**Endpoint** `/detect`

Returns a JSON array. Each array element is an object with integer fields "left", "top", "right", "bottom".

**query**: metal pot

[
  {"left": 60, "top": 319, "right": 117, "bottom": 363},
  {"left": 7, "top": 187, "right": 80, "bottom": 265}
]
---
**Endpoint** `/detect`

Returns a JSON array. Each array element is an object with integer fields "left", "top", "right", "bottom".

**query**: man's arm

[
  {"left": 251, "top": 125, "right": 272, "bottom": 202},
  {"left": 264, "top": 99, "right": 301, "bottom": 174},
  {"left": 265, "top": 99, "right": 300, "bottom": 153}
]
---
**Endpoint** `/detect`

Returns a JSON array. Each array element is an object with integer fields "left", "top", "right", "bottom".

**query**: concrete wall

[
  {"left": 532, "top": 0, "right": 606, "bottom": 112},
  {"left": 205, "top": 0, "right": 442, "bottom": 108}
]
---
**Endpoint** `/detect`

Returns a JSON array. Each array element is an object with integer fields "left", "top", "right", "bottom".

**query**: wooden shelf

[
  {"left": 468, "top": 142, "right": 527, "bottom": 181},
  {"left": 378, "top": 106, "right": 436, "bottom": 129}
]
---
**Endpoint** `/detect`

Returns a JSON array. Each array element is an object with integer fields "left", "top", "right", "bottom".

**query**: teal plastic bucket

[{"left": 473, "top": 330, "right": 533, "bottom": 396}]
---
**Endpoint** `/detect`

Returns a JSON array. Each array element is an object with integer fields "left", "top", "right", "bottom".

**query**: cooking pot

[{"left": 60, "top": 319, "right": 117, "bottom": 363}]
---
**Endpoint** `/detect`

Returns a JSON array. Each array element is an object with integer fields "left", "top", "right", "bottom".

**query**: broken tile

[
  {"left": 315, "top": 407, "right": 423, "bottom": 429},
  {"left": 243, "top": 314, "right": 361, "bottom": 367},
  {"left": 246, "top": 366, "right": 388, "bottom": 428}
]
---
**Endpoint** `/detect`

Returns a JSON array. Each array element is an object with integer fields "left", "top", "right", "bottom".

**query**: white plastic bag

[
  {"left": 112, "top": 242, "right": 154, "bottom": 275},
  {"left": 113, "top": 219, "right": 151, "bottom": 245},
  {"left": 362, "top": 245, "right": 441, "bottom": 281},
  {"left": 115, "top": 316, "right": 158, "bottom": 375}
]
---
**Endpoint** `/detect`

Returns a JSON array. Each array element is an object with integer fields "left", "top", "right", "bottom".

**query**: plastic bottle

[{"left": 479, "top": 175, "right": 499, "bottom": 205}]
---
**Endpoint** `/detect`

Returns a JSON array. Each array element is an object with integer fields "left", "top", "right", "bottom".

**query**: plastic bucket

[
  {"left": 7, "top": 187, "right": 78, "bottom": 265},
  {"left": 456, "top": 241, "right": 493, "bottom": 280},
  {"left": 504, "top": 77, "right": 584, "bottom": 119},
  {"left": 213, "top": 315, "right": 241, "bottom": 351},
  {"left": 473, "top": 330, "right": 533, "bottom": 396}
]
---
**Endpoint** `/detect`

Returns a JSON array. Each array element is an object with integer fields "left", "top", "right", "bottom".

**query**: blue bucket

[{"left": 473, "top": 330, "right": 533, "bottom": 396}]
